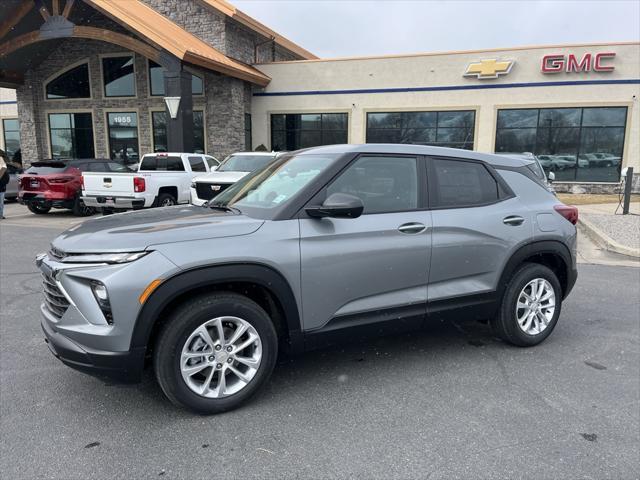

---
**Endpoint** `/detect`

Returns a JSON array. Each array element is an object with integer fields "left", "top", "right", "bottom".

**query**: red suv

[{"left": 19, "top": 159, "right": 131, "bottom": 216}]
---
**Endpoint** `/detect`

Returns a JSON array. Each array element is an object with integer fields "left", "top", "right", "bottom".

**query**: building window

[
  {"left": 148, "top": 61, "right": 204, "bottom": 96},
  {"left": 48, "top": 113, "right": 95, "bottom": 159},
  {"left": 245, "top": 113, "right": 252, "bottom": 151},
  {"left": 2, "top": 119, "right": 21, "bottom": 162},
  {"left": 46, "top": 63, "right": 90, "bottom": 99},
  {"left": 495, "top": 107, "right": 627, "bottom": 182},
  {"left": 366, "top": 110, "right": 475, "bottom": 150},
  {"left": 151, "top": 110, "right": 205, "bottom": 153},
  {"left": 107, "top": 112, "right": 139, "bottom": 163},
  {"left": 271, "top": 113, "right": 348, "bottom": 151},
  {"left": 103, "top": 56, "right": 135, "bottom": 97}
]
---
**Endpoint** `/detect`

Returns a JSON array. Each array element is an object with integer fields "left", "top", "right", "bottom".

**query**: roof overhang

[{"left": 0, "top": 0, "right": 271, "bottom": 87}]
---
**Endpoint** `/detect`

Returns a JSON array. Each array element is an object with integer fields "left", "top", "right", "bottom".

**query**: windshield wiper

[{"left": 207, "top": 202, "right": 241, "bottom": 214}]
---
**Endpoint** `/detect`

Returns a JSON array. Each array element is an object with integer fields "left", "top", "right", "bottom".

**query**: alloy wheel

[
  {"left": 515, "top": 278, "right": 556, "bottom": 335},
  {"left": 180, "top": 316, "right": 262, "bottom": 398}
]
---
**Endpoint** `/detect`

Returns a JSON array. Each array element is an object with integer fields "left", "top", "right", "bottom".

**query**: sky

[{"left": 233, "top": 0, "right": 640, "bottom": 58}]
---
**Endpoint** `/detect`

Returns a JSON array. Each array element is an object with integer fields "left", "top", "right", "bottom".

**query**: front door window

[{"left": 107, "top": 112, "right": 139, "bottom": 164}]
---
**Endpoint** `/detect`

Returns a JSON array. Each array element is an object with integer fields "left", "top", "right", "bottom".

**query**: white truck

[
  {"left": 190, "top": 151, "right": 279, "bottom": 206},
  {"left": 81, "top": 153, "right": 219, "bottom": 212}
]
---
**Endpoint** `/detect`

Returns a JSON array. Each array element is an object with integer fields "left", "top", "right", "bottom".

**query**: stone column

[{"left": 15, "top": 80, "right": 43, "bottom": 167}]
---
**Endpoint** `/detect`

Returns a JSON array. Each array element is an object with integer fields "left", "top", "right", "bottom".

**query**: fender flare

[
  {"left": 497, "top": 240, "right": 575, "bottom": 299},
  {"left": 130, "top": 263, "right": 303, "bottom": 352}
]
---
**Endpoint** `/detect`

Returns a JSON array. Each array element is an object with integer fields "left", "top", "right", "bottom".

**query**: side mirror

[
  {"left": 305, "top": 193, "right": 364, "bottom": 219},
  {"left": 547, "top": 171, "right": 555, "bottom": 183}
]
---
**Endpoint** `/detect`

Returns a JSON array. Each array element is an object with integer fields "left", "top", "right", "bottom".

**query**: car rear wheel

[
  {"left": 71, "top": 197, "right": 95, "bottom": 217},
  {"left": 27, "top": 204, "right": 51, "bottom": 214},
  {"left": 153, "top": 292, "right": 278, "bottom": 414},
  {"left": 156, "top": 193, "right": 176, "bottom": 207},
  {"left": 491, "top": 263, "right": 562, "bottom": 347}
]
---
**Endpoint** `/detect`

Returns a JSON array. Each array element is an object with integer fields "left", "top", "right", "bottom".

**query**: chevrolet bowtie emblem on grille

[
  {"left": 211, "top": 185, "right": 221, "bottom": 191},
  {"left": 464, "top": 59, "right": 514, "bottom": 79}
]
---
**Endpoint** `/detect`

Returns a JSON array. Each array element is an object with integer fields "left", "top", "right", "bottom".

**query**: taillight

[
  {"left": 48, "top": 176, "right": 74, "bottom": 184},
  {"left": 554, "top": 204, "right": 578, "bottom": 225},
  {"left": 80, "top": 175, "right": 84, "bottom": 189},
  {"left": 134, "top": 177, "right": 146, "bottom": 193}
]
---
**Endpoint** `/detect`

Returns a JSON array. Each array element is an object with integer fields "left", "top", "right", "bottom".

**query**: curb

[{"left": 578, "top": 217, "right": 640, "bottom": 259}]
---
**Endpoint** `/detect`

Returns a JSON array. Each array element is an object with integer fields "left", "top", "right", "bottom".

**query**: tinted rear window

[
  {"left": 139, "top": 155, "right": 183, "bottom": 171},
  {"left": 25, "top": 162, "right": 68, "bottom": 174},
  {"left": 432, "top": 159, "right": 499, "bottom": 208}
]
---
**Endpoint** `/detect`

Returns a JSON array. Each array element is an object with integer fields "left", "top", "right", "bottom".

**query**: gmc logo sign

[{"left": 541, "top": 52, "right": 616, "bottom": 73}]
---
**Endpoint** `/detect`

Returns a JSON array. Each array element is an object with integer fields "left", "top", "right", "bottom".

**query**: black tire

[
  {"left": 156, "top": 193, "right": 176, "bottom": 207},
  {"left": 153, "top": 292, "right": 278, "bottom": 414},
  {"left": 491, "top": 263, "right": 562, "bottom": 347},
  {"left": 71, "top": 196, "right": 95, "bottom": 216},
  {"left": 27, "top": 203, "right": 51, "bottom": 214}
]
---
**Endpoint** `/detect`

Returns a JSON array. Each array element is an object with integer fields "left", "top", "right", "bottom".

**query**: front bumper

[
  {"left": 41, "top": 313, "right": 145, "bottom": 382},
  {"left": 81, "top": 195, "right": 146, "bottom": 209}
]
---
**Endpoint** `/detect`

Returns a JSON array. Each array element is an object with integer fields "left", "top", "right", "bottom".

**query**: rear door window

[
  {"left": 431, "top": 158, "right": 500, "bottom": 208},
  {"left": 188, "top": 156, "right": 207, "bottom": 172}
]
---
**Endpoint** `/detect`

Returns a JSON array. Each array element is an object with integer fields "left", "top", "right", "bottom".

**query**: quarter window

[
  {"left": 495, "top": 107, "right": 627, "bottom": 182},
  {"left": 48, "top": 113, "right": 94, "bottom": 159},
  {"left": 431, "top": 159, "right": 499, "bottom": 208},
  {"left": 366, "top": 110, "right": 475, "bottom": 150},
  {"left": 46, "top": 63, "right": 90, "bottom": 99},
  {"left": 271, "top": 113, "right": 348, "bottom": 151},
  {"left": 327, "top": 156, "right": 418, "bottom": 214},
  {"left": 103, "top": 56, "right": 135, "bottom": 97}
]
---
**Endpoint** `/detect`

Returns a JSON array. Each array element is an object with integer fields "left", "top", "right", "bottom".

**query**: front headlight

[
  {"left": 191, "top": 182, "right": 196, "bottom": 189},
  {"left": 56, "top": 251, "right": 150, "bottom": 264}
]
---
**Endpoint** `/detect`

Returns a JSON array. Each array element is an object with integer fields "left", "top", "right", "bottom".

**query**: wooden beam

[
  {"left": 0, "top": 27, "right": 160, "bottom": 63},
  {"left": 0, "top": 1, "right": 35, "bottom": 40},
  {"left": 34, "top": 0, "right": 50, "bottom": 21},
  {"left": 52, "top": 0, "right": 60, "bottom": 16},
  {"left": 62, "top": 0, "right": 75, "bottom": 19}
]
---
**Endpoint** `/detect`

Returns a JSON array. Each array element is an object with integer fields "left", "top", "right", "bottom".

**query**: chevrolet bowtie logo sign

[{"left": 464, "top": 59, "right": 514, "bottom": 79}]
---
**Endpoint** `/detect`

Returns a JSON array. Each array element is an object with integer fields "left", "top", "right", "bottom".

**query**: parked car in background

[
  {"left": 191, "top": 151, "right": 280, "bottom": 206},
  {"left": 537, "top": 154, "right": 587, "bottom": 171},
  {"left": 496, "top": 152, "right": 555, "bottom": 194},
  {"left": 579, "top": 152, "right": 621, "bottom": 167},
  {"left": 4, "top": 161, "right": 23, "bottom": 201},
  {"left": 37, "top": 144, "right": 577, "bottom": 414},
  {"left": 18, "top": 159, "right": 130, "bottom": 216},
  {"left": 82, "top": 153, "right": 215, "bottom": 213}
]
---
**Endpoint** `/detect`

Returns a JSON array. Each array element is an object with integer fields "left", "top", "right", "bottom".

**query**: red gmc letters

[{"left": 541, "top": 52, "right": 616, "bottom": 73}]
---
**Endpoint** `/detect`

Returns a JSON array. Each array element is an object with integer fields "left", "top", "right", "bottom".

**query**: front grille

[
  {"left": 195, "top": 182, "right": 231, "bottom": 201},
  {"left": 42, "top": 271, "right": 69, "bottom": 319}
]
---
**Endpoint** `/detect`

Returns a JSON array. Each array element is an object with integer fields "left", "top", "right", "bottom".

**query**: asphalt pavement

[{"left": 1, "top": 206, "right": 639, "bottom": 479}]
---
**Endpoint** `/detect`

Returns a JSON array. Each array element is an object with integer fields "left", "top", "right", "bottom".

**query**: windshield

[
  {"left": 211, "top": 153, "right": 338, "bottom": 215},
  {"left": 218, "top": 154, "right": 276, "bottom": 172}
]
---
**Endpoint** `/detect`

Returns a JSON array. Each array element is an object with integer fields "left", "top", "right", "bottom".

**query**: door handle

[
  {"left": 503, "top": 215, "right": 525, "bottom": 226},
  {"left": 398, "top": 222, "right": 426, "bottom": 234}
]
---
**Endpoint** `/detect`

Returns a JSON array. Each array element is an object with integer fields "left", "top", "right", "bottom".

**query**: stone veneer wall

[{"left": 15, "top": 38, "right": 252, "bottom": 165}]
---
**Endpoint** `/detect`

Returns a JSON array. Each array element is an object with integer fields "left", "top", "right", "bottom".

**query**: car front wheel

[
  {"left": 491, "top": 263, "right": 562, "bottom": 347},
  {"left": 153, "top": 292, "right": 278, "bottom": 414}
]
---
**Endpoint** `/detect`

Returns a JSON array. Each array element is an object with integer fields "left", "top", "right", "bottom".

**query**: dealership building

[{"left": 1, "top": 0, "right": 638, "bottom": 192}]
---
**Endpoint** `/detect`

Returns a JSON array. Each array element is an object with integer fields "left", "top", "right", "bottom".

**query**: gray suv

[{"left": 37, "top": 144, "right": 578, "bottom": 414}]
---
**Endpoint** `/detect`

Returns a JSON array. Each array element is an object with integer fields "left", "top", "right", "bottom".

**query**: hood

[
  {"left": 193, "top": 171, "right": 249, "bottom": 184},
  {"left": 52, "top": 205, "right": 264, "bottom": 253}
]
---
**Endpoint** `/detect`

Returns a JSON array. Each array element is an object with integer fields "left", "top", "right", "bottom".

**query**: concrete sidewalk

[{"left": 577, "top": 202, "right": 640, "bottom": 258}]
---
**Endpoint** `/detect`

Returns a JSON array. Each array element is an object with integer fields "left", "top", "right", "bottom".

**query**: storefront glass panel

[
  {"left": 270, "top": 113, "right": 348, "bottom": 151},
  {"left": 48, "top": 113, "right": 94, "bottom": 159},
  {"left": 151, "top": 110, "right": 205, "bottom": 153},
  {"left": 107, "top": 112, "right": 139, "bottom": 163},
  {"left": 496, "top": 107, "right": 627, "bottom": 182},
  {"left": 366, "top": 110, "right": 475, "bottom": 150}
]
